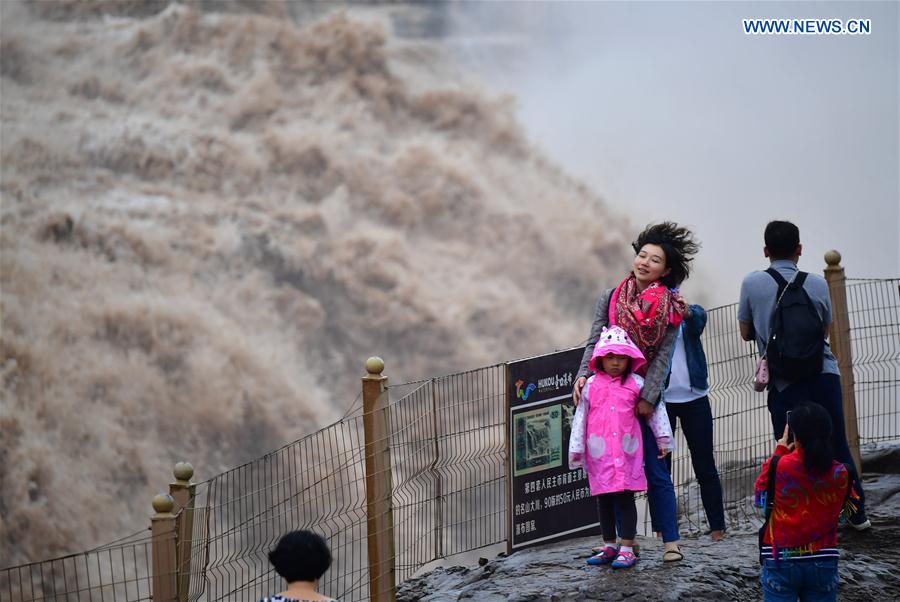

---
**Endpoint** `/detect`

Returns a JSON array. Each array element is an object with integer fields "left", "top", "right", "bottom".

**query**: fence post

[
  {"left": 429, "top": 379, "right": 444, "bottom": 561},
  {"left": 150, "top": 494, "right": 178, "bottom": 602},
  {"left": 169, "top": 462, "right": 195, "bottom": 602},
  {"left": 824, "top": 250, "right": 863, "bottom": 474},
  {"left": 362, "top": 356, "right": 396, "bottom": 602}
]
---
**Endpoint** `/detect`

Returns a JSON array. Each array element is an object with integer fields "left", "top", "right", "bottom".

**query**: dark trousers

[
  {"left": 599, "top": 491, "right": 637, "bottom": 540},
  {"left": 663, "top": 396, "right": 726, "bottom": 531},
  {"left": 767, "top": 373, "right": 866, "bottom": 515}
]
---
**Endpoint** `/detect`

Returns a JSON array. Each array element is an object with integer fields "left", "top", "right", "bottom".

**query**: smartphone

[{"left": 785, "top": 411, "right": 794, "bottom": 443}]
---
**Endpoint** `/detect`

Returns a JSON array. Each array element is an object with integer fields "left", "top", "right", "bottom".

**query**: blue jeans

[
  {"left": 640, "top": 416, "right": 680, "bottom": 542},
  {"left": 664, "top": 396, "right": 725, "bottom": 531},
  {"left": 767, "top": 373, "right": 866, "bottom": 517},
  {"left": 761, "top": 557, "right": 839, "bottom": 601}
]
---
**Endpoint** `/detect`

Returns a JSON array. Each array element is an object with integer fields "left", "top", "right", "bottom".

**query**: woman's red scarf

[{"left": 609, "top": 274, "right": 685, "bottom": 374}]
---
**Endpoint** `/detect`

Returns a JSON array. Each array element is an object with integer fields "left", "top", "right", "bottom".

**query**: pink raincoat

[{"left": 569, "top": 326, "right": 648, "bottom": 495}]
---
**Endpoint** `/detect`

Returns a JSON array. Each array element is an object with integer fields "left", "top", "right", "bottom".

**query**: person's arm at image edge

[{"left": 737, "top": 277, "right": 755, "bottom": 342}]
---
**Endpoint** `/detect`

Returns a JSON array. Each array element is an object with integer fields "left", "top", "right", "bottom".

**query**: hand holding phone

[{"left": 776, "top": 423, "right": 794, "bottom": 450}]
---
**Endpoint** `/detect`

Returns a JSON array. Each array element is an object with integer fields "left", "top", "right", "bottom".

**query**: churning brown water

[{"left": 0, "top": 0, "right": 634, "bottom": 565}]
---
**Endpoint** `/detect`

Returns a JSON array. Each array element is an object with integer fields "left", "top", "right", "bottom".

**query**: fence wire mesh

[
  {"left": 387, "top": 366, "right": 507, "bottom": 583},
  {"left": 183, "top": 416, "right": 369, "bottom": 602},
  {"left": 2, "top": 279, "right": 896, "bottom": 601},
  {"left": 0, "top": 531, "right": 156, "bottom": 602},
  {"left": 846, "top": 279, "right": 900, "bottom": 443}
]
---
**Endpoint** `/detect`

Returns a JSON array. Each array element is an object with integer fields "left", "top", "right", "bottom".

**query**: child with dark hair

[
  {"left": 259, "top": 530, "right": 338, "bottom": 602},
  {"left": 569, "top": 326, "right": 673, "bottom": 569},
  {"left": 754, "top": 403, "right": 857, "bottom": 602}
]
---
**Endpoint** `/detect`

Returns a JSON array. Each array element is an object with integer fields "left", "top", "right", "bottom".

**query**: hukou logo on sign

[
  {"left": 516, "top": 380, "right": 536, "bottom": 400},
  {"left": 537, "top": 372, "right": 574, "bottom": 393}
]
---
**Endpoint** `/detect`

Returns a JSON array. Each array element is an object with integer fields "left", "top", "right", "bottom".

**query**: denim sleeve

[
  {"left": 578, "top": 288, "right": 613, "bottom": 379},
  {"left": 683, "top": 304, "right": 707, "bottom": 337}
]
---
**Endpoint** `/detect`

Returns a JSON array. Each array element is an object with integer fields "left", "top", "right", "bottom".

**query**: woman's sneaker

[
  {"left": 586, "top": 545, "right": 619, "bottom": 566},
  {"left": 611, "top": 551, "right": 638, "bottom": 569}
]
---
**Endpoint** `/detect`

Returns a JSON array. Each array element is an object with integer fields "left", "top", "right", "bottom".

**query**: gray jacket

[{"left": 577, "top": 287, "right": 677, "bottom": 405}]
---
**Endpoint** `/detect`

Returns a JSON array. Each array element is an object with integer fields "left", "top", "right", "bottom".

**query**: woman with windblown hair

[{"left": 572, "top": 222, "right": 700, "bottom": 562}]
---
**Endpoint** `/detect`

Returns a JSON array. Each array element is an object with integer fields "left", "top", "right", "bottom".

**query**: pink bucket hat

[{"left": 588, "top": 326, "right": 646, "bottom": 374}]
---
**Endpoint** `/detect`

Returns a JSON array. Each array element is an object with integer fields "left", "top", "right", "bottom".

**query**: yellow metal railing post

[
  {"left": 168, "top": 462, "right": 195, "bottom": 602},
  {"left": 150, "top": 494, "right": 178, "bottom": 602},
  {"left": 824, "top": 250, "right": 862, "bottom": 474},
  {"left": 362, "top": 357, "right": 396, "bottom": 602},
  {"left": 429, "top": 379, "right": 444, "bottom": 562}
]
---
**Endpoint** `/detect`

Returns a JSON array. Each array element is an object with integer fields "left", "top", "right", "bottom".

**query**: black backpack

[{"left": 764, "top": 269, "right": 825, "bottom": 381}]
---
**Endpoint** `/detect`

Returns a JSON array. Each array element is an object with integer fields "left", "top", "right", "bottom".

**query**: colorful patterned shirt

[{"left": 754, "top": 444, "right": 852, "bottom": 561}]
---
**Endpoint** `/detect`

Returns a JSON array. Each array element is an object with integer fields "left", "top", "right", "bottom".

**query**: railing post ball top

[
  {"left": 366, "top": 356, "right": 385, "bottom": 377},
  {"left": 825, "top": 250, "right": 842, "bottom": 267},
  {"left": 173, "top": 462, "right": 194, "bottom": 485},
  {"left": 152, "top": 494, "right": 175, "bottom": 517}
]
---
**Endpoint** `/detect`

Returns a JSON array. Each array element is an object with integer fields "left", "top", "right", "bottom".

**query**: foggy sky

[{"left": 448, "top": 1, "right": 899, "bottom": 307}]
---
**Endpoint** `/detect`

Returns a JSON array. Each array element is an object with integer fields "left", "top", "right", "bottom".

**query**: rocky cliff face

[{"left": 0, "top": 1, "right": 631, "bottom": 564}]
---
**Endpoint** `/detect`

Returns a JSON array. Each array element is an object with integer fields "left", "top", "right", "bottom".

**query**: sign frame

[{"left": 505, "top": 347, "right": 601, "bottom": 553}]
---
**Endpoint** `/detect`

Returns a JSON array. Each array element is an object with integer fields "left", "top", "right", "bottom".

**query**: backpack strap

[
  {"left": 758, "top": 454, "right": 781, "bottom": 563},
  {"left": 765, "top": 267, "right": 789, "bottom": 289},
  {"left": 766, "top": 268, "right": 808, "bottom": 292}
]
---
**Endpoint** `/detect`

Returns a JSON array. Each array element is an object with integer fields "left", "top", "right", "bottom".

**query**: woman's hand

[
  {"left": 636, "top": 399, "right": 655, "bottom": 417},
  {"left": 776, "top": 423, "right": 794, "bottom": 451},
  {"left": 572, "top": 376, "right": 587, "bottom": 406}
]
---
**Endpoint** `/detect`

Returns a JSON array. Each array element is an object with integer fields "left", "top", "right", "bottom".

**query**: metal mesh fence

[
  {"left": 847, "top": 279, "right": 900, "bottom": 443},
  {"left": 2, "top": 279, "right": 896, "bottom": 601},
  {"left": 387, "top": 366, "right": 507, "bottom": 583},
  {"left": 0, "top": 531, "right": 157, "bottom": 602},
  {"left": 182, "top": 416, "right": 369, "bottom": 602}
]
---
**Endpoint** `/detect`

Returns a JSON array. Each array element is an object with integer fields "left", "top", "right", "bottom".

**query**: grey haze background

[{"left": 444, "top": 0, "right": 899, "bottom": 307}]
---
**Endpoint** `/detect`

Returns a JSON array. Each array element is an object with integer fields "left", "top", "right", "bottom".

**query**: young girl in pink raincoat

[{"left": 569, "top": 326, "right": 674, "bottom": 569}]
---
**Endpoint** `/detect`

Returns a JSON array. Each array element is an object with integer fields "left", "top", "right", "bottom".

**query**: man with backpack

[{"left": 738, "top": 220, "right": 870, "bottom": 530}]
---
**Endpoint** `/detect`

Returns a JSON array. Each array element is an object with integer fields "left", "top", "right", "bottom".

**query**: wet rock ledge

[{"left": 398, "top": 447, "right": 900, "bottom": 601}]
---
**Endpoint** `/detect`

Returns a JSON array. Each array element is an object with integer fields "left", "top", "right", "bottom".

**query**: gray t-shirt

[{"left": 737, "top": 259, "right": 839, "bottom": 391}]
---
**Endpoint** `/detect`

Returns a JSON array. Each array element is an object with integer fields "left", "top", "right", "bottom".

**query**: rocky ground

[{"left": 398, "top": 446, "right": 900, "bottom": 601}]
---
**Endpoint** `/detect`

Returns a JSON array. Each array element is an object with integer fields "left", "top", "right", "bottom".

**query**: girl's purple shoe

[
  {"left": 586, "top": 545, "right": 619, "bottom": 566},
  {"left": 611, "top": 550, "right": 638, "bottom": 569}
]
